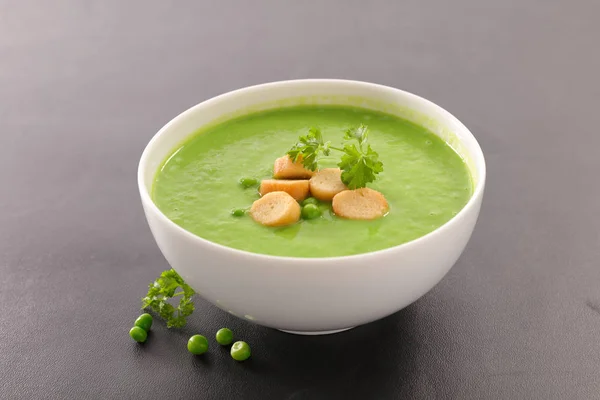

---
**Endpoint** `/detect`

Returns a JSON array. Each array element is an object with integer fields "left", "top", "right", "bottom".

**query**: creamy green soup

[{"left": 152, "top": 106, "right": 472, "bottom": 257}]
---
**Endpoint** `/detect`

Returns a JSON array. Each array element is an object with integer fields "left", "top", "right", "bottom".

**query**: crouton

[
  {"left": 250, "top": 191, "right": 301, "bottom": 227},
  {"left": 260, "top": 179, "right": 310, "bottom": 201},
  {"left": 273, "top": 155, "right": 314, "bottom": 179},
  {"left": 332, "top": 188, "right": 389, "bottom": 220},
  {"left": 309, "top": 168, "right": 347, "bottom": 201}
]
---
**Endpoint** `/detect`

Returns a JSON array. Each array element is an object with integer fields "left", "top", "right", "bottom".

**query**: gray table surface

[{"left": 1, "top": 1, "right": 599, "bottom": 399}]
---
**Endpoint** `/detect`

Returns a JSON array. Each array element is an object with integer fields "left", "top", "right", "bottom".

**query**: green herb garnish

[
  {"left": 142, "top": 269, "right": 195, "bottom": 328},
  {"left": 287, "top": 124, "right": 383, "bottom": 189},
  {"left": 338, "top": 125, "right": 384, "bottom": 189},
  {"left": 287, "top": 127, "right": 331, "bottom": 171}
]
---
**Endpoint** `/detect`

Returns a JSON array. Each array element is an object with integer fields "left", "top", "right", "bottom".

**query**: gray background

[{"left": 1, "top": 1, "right": 599, "bottom": 399}]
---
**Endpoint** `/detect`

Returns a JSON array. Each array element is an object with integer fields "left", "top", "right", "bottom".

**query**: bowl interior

[{"left": 139, "top": 79, "right": 485, "bottom": 233}]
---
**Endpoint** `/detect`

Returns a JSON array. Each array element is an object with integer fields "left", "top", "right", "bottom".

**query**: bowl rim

[{"left": 138, "top": 79, "right": 486, "bottom": 263}]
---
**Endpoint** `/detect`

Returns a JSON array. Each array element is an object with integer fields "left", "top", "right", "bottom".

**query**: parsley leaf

[
  {"left": 343, "top": 124, "right": 369, "bottom": 145},
  {"left": 337, "top": 124, "right": 383, "bottom": 189},
  {"left": 338, "top": 143, "right": 384, "bottom": 189},
  {"left": 287, "top": 127, "right": 331, "bottom": 171},
  {"left": 141, "top": 269, "right": 196, "bottom": 328},
  {"left": 286, "top": 124, "right": 384, "bottom": 189}
]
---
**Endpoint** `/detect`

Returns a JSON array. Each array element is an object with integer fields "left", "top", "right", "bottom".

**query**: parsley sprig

[
  {"left": 287, "top": 124, "right": 383, "bottom": 189},
  {"left": 287, "top": 127, "right": 331, "bottom": 171},
  {"left": 142, "top": 269, "right": 196, "bottom": 328}
]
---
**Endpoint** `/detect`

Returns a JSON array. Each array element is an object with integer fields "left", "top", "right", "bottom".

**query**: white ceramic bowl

[{"left": 138, "top": 79, "right": 485, "bottom": 335}]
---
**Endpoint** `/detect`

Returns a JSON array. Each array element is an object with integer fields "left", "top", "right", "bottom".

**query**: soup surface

[{"left": 152, "top": 106, "right": 472, "bottom": 257}]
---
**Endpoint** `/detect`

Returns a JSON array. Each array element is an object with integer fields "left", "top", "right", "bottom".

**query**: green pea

[
  {"left": 187, "top": 334, "right": 209, "bottom": 355},
  {"left": 215, "top": 328, "right": 234, "bottom": 345},
  {"left": 134, "top": 313, "right": 153, "bottom": 332},
  {"left": 129, "top": 326, "right": 147, "bottom": 343},
  {"left": 301, "top": 197, "right": 319, "bottom": 206},
  {"left": 301, "top": 204, "right": 321, "bottom": 220},
  {"left": 230, "top": 341, "right": 251, "bottom": 361},
  {"left": 239, "top": 177, "right": 258, "bottom": 188},
  {"left": 231, "top": 208, "right": 246, "bottom": 217}
]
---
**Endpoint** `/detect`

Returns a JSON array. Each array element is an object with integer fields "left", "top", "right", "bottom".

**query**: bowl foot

[{"left": 278, "top": 327, "right": 355, "bottom": 335}]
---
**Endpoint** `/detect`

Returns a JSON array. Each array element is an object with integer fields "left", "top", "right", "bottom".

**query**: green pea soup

[{"left": 152, "top": 106, "right": 472, "bottom": 257}]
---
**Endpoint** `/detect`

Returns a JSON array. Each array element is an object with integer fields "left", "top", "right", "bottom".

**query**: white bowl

[{"left": 138, "top": 79, "right": 485, "bottom": 335}]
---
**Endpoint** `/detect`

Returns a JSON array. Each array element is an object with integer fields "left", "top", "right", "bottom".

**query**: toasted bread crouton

[
  {"left": 309, "top": 168, "right": 347, "bottom": 201},
  {"left": 260, "top": 179, "right": 310, "bottom": 201},
  {"left": 250, "top": 191, "right": 301, "bottom": 227},
  {"left": 273, "top": 156, "right": 314, "bottom": 179},
  {"left": 332, "top": 188, "right": 389, "bottom": 220}
]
